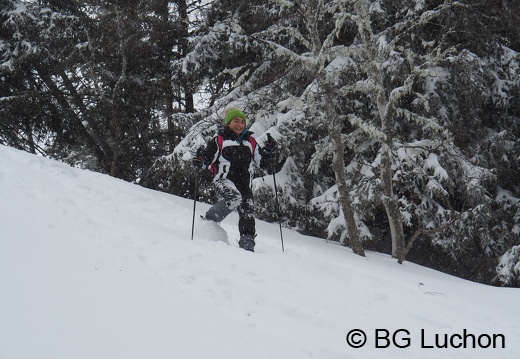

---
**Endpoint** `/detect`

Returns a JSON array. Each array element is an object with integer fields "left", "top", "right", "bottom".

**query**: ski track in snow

[{"left": 1, "top": 144, "right": 519, "bottom": 359}]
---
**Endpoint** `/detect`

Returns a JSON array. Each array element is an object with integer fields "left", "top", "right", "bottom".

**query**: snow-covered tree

[
  {"left": 1, "top": 0, "right": 201, "bottom": 182},
  {"left": 297, "top": 0, "right": 519, "bottom": 278},
  {"left": 3, "top": 0, "right": 519, "bottom": 285},
  {"left": 176, "top": 0, "right": 520, "bottom": 284},
  {"left": 1, "top": 0, "right": 86, "bottom": 155}
]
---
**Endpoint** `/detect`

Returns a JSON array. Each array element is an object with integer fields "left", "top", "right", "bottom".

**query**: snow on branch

[
  {"left": 320, "top": 9, "right": 348, "bottom": 56},
  {"left": 494, "top": 245, "right": 520, "bottom": 285},
  {"left": 347, "top": 114, "right": 386, "bottom": 141},
  {"left": 352, "top": 78, "right": 378, "bottom": 95},
  {"left": 270, "top": 0, "right": 295, "bottom": 10},
  {"left": 258, "top": 25, "right": 312, "bottom": 52},
  {"left": 394, "top": 108, "right": 452, "bottom": 141},
  {"left": 399, "top": 211, "right": 460, "bottom": 264},
  {"left": 308, "top": 140, "right": 333, "bottom": 175},
  {"left": 261, "top": 39, "right": 318, "bottom": 69}
]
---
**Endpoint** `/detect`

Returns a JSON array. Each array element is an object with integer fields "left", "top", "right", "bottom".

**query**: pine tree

[
  {"left": 174, "top": 0, "right": 520, "bottom": 284},
  {"left": 1, "top": 0, "right": 87, "bottom": 155},
  {"left": 1, "top": 0, "right": 198, "bottom": 182}
]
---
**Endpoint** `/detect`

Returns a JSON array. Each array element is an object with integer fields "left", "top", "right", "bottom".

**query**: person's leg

[
  {"left": 238, "top": 191, "right": 255, "bottom": 236},
  {"left": 237, "top": 187, "right": 256, "bottom": 251},
  {"left": 205, "top": 178, "right": 241, "bottom": 222}
]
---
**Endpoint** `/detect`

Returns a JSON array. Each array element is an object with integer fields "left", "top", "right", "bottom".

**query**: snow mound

[{"left": 192, "top": 216, "right": 229, "bottom": 244}]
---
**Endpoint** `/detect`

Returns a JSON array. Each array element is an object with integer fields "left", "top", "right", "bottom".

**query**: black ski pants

[{"left": 213, "top": 177, "right": 255, "bottom": 237}]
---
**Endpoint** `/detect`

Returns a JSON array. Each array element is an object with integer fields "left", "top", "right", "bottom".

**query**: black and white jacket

[{"left": 199, "top": 127, "right": 273, "bottom": 186}]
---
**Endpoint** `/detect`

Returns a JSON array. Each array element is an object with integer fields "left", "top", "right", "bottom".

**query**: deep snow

[{"left": 0, "top": 144, "right": 519, "bottom": 359}]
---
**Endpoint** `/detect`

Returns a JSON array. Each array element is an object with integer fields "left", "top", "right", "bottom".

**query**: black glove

[
  {"left": 192, "top": 157, "right": 206, "bottom": 171},
  {"left": 262, "top": 133, "right": 277, "bottom": 158}
]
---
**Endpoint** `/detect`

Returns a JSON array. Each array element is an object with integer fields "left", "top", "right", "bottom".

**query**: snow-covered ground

[{"left": 1, "top": 144, "right": 519, "bottom": 359}]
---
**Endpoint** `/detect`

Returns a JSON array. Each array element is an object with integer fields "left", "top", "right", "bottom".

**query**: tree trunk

[
  {"left": 157, "top": 0, "right": 177, "bottom": 152},
  {"left": 380, "top": 141, "right": 405, "bottom": 259},
  {"left": 36, "top": 68, "right": 111, "bottom": 172},
  {"left": 178, "top": 0, "right": 194, "bottom": 113},
  {"left": 329, "top": 123, "right": 365, "bottom": 256},
  {"left": 325, "top": 82, "right": 365, "bottom": 256},
  {"left": 58, "top": 70, "right": 114, "bottom": 165},
  {"left": 109, "top": 7, "right": 131, "bottom": 178},
  {"left": 354, "top": 0, "right": 405, "bottom": 259}
]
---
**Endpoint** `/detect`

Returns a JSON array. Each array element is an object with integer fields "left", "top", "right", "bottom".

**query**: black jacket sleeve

[{"left": 197, "top": 137, "right": 219, "bottom": 168}]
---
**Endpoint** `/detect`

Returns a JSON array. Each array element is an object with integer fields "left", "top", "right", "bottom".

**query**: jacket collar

[{"left": 220, "top": 127, "right": 254, "bottom": 142}]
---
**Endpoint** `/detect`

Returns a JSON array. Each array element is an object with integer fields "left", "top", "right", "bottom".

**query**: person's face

[{"left": 228, "top": 117, "right": 246, "bottom": 135}]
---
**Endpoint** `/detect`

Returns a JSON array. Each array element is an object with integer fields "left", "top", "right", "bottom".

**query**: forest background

[{"left": 1, "top": 0, "right": 519, "bottom": 287}]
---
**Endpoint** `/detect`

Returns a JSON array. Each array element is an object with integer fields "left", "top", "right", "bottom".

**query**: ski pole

[
  {"left": 272, "top": 169, "right": 285, "bottom": 252},
  {"left": 190, "top": 172, "right": 198, "bottom": 241},
  {"left": 267, "top": 133, "right": 284, "bottom": 252}
]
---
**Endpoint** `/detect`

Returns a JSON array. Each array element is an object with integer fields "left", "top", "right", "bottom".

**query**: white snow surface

[{"left": 0, "top": 144, "right": 519, "bottom": 359}]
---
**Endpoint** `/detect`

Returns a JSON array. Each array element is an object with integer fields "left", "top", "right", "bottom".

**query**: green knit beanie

[{"left": 224, "top": 108, "right": 246, "bottom": 126}]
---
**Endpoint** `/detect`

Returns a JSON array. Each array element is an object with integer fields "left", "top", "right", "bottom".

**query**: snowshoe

[
  {"left": 205, "top": 200, "right": 232, "bottom": 223},
  {"left": 238, "top": 235, "right": 255, "bottom": 252}
]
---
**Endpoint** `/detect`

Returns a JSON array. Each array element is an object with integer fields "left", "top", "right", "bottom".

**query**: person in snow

[{"left": 193, "top": 107, "right": 277, "bottom": 252}]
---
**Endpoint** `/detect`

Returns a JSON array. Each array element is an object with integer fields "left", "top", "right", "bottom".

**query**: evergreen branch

[
  {"left": 260, "top": 39, "right": 318, "bottom": 67},
  {"left": 399, "top": 212, "right": 460, "bottom": 264},
  {"left": 258, "top": 24, "right": 312, "bottom": 51},
  {"left": 347, "top": 114, "right": 386, "bottom": 141}
]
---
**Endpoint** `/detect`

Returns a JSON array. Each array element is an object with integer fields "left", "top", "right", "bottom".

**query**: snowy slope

[{"left": 0, "top": 144, "right": 519, "bottom": 359}]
